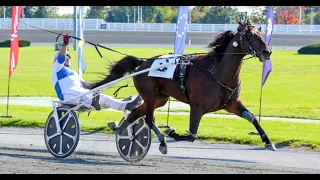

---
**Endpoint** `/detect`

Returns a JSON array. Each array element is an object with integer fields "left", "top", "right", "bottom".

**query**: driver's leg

[{"left": 99, "top": 94, "right": 143, "bottom": 111}]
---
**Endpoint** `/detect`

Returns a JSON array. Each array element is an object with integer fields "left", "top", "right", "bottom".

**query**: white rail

[{"left": 0, "top": 18, "right": 320, "bottom": 35}]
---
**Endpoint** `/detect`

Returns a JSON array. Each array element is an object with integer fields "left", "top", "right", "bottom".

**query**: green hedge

[
  {"left": 0, "top": 39, "right": 31, "bottom": 47},
  {"left": 298, "top": 42, "right": 320, "bottom": 54}
]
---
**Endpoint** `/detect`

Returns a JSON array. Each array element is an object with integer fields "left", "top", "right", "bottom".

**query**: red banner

[{"left": 9, "top": 6, "right": 22, "bottom": 78}]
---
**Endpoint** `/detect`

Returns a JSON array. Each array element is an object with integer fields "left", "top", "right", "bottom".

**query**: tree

[
  {"left": 154, "top": 10, "right": 165, "bottom": 23},
  {"left": 274, "top": 6, "right": 306, "bottom": 24},
  {"left": 191, "top": 6, "right": 210, "bottom": 23},
  {"left": 315, "top": 13, "right": 320, "bottom": 25},
  {"left": 86, "top": 6, "right": 108, "bottom": 19},
  {"left": 45, "top": 6, "right": 58, "bottom": 18},
  {"left": 105, "top": 6, "right": 132, "bottom": 23},
  {"left": 277, "top": 9, "right": 299, "bottom": 24},
  {"left": 303, "top": 6, "right": 320, "bottom": 25},
  {"left": 248, "top": 6, "right": 267, "bottom": 24},
  {"left": 34, "top": 6, "right": 46, "bottom": 18},
  {"left": 138, "top": 6, "right": 157, "bottom": 23},
  {"left": 56, "top": 14, "right": 73, "bottom": 18},
  {"left": 157, "top": 6, "right": 177, "bottom": 23},
  {"left": 201, "top": 6, "right": 238, "bottom": 24},
  {"left": 24, "top": 6, "right": 38, "bottom": 18},
  {"left": 0, "top": 6, "right": 12, "bottom": 18},
  {"left": 0, "top": 6, "right": 58, "bottom": 18}
]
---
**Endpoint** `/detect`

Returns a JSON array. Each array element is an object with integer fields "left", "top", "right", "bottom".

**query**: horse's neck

[{"left": 216, "top": 43, "right": 245, "bottom": 84}]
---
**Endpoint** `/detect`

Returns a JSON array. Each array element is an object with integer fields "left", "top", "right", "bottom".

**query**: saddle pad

[{"left": 148, "top": 54, "right": 181, "bottom": 79}]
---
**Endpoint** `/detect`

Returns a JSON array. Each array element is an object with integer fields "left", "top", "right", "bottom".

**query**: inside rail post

[{"left": 73, "top": 6, "right": 77, "bottom": 51}]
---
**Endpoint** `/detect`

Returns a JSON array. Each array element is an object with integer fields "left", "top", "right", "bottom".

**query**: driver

[{"left": 51, "top": 34, "right": 143, "bottom": 111}]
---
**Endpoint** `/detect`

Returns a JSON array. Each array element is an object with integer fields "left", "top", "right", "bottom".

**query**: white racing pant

[{"left": 62, "top": 88, "right": 136, "bottom": 111}]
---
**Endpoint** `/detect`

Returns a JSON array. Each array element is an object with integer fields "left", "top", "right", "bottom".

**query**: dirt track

[{"left": 0, "top": 127, "right": 319, "bottom": 174}]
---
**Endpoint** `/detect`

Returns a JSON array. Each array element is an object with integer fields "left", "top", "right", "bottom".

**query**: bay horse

[{"left": 89, "top": 20, "right": 277, "bottom": 154}]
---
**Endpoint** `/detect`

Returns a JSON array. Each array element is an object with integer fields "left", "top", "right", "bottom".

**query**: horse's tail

[{"left": 87, "top": 56, "right": 145, "bottom": 89}]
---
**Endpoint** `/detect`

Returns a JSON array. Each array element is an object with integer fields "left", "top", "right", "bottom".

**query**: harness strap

[
  {"left": 222, "top": 81, "right": 241, "bottom": 107},
  {"left": 192, "top": 64, "right": 241, "bottom": 108},
  {"left": 113, "top": 84, "right": 129, "bottom": 97},
  {"left": 177, "top": 55, "right": 197, "bottom": 103}
]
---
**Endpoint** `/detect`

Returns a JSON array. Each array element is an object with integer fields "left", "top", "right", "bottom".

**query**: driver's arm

[
  {"left": 53, "top": 35, "right": 70, "bottom": 71},
  {"left": 80, "top": 78, "right": 90, "bottom": 89}
]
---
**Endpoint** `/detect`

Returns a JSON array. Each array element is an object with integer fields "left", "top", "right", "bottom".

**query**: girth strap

[{"left": 179, "top": 64, "right": 187, "bottom": 96}]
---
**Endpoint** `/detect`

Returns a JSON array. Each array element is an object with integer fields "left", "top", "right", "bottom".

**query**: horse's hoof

[
  {"left": 107, "top": 122, "right": 118, "bottom": 131},
  {"left": 159, "top": 144, "right": 167, "bottom": 155},
  {"left": 164, "top": 127, "right": 175, "bottom": 136},
  {"left": 265, "top": 143, "right": 277, "bottom": 151}
]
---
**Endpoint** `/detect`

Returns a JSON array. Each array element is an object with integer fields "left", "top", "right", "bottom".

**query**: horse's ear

[
  {"left": 258, "top": 27, "right": 262, "bottom": 32},
  {"left": 246, "top": 19, "right": 252, "bottom": 26},
  {"left": 237, "top": 21, "right": 245, "bottom": 32}
]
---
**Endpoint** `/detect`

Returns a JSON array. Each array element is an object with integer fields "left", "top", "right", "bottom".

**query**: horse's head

[{"left": 234, "top": 20, "right": 272, "bottom": 62}]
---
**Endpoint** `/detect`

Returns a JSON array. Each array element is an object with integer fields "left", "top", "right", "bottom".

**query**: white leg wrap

[
  {"left": 187, "top": 131, "right": 197, "bottom": 139},
  {"left": 242, "top": 111, "right": 254, "bottom": 123}
]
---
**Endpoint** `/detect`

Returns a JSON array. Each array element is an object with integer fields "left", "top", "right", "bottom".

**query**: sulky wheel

[
  {"left": 116, "top": 116, "right": 152, "bottom": 163},
  {"left": 44, "top": 105, "right": 80, "bottom": 158}
]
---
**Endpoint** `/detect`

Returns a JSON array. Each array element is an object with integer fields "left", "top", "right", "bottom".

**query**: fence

[{"left": 0, "top": 18, "right": 320, "bottom": 35}]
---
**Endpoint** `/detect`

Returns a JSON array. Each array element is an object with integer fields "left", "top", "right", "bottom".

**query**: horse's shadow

[
  {"left": 0, "top": 146, "right": 151, "bottom": 167},
  {"left": 274, "top": 139, "right": 301, "bottom": 149},
  {"left": 157, "top": 139, "right": 301, "bottom": 151},
  {"left": 165, "top": 156, "right": 257, "bottom": 164}
]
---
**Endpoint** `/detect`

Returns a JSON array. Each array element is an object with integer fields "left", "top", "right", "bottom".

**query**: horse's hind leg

[
  {"left": 112, "top": 103, "right": 146, "bottom": 134},
  {"left": 145, "top": 96, "right": 170, "bottom": 154},
  {"left": 137, "top": 85, "right": 169, "bottom": 154},
  {"left": 165, "top": 106, "right": 204, "bottom": 142},
  {"left": 112, "top": 95, "right": 169, "bottom": 154},
  {"left": 224, "top": 99, "right": 277, "bottom": 151}
]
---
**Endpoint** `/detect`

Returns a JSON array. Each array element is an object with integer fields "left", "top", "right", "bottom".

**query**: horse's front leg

[
  {"left": 224, "top": 99, "right": 277, "bottom": 151},
  {"left": 165, "top": 106, "right": 203, "bottom": 142}
]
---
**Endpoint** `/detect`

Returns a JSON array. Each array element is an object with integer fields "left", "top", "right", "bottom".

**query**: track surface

[{"left": 0, "top": 127, "right": 319, "bottom": 174}]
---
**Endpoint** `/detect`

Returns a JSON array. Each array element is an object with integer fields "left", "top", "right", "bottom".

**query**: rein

[
  {"left": 18, "top": 20, "right": 148, "bottom": 60},
  {"left": 188, "top": 52, "right": 256, "bottom": 61}
]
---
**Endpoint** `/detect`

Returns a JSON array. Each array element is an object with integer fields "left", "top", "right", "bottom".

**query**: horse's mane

[{"left": 207, "top": 30, "right": 235, "bottom": 58}]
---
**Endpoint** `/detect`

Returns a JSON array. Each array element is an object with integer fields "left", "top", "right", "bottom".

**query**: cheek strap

[{"left": 232, "top": 32, "right": 242, "bottom": 47}]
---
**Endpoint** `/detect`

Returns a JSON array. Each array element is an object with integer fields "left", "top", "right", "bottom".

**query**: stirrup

[
  {"left": 107, "top": 122, "right": 118, "bottom": 131},
  {"left": 124, "top": 95, "right": 143, "bottom": 111},
  {"left": 92, "top": 92, "right": 101, "bottom": 111}
]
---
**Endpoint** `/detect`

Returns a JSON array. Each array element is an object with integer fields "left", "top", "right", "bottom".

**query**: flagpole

[
  {"left": 1, "top": 6, "right": 23, "bottom": 118},
  {"left": 250, "top": 6, "right": 273, "bottom": 136},
  {"left": 1, "top": 75, "right": 12, "bottom": 118},
  {"left": 258, "top": 76, "right": 263, "bottom": 124},
  {"left": 249, "top": 81, "right": 263, "bottom": 135},
  {"left": 159, "top": 6, "right": 189, "bottom": 129}
]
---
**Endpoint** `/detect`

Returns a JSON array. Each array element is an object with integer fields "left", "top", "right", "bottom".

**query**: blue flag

[
  {"left": 261, "top": 6, "right": 273, "bottom": 86},
  {"left": 174, "top": 6, "right": 189, "bottom": 55},
  {"left": 77, "top": 6, "right": 86, "bottom": 77}
]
